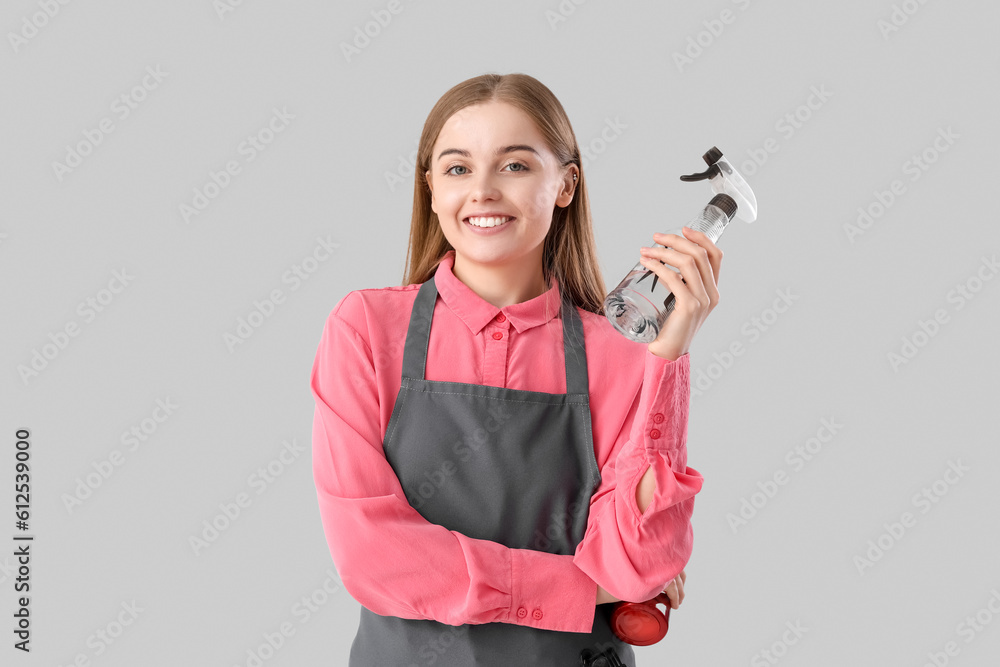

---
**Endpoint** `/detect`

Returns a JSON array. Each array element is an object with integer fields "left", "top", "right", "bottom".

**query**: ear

[
  {"left": 555, "top": 166, "right": 578, "bottom": 208},
  {"left": 425, "top": 169, "right": 436, "bottom": 212}
]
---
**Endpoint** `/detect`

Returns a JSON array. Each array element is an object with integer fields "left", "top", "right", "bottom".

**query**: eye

[{"left": 444, "top": 161, "right": 529, "bottom": 176}]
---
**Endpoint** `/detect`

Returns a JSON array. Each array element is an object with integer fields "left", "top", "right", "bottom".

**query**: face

[{"left": 424, "top": 100, "right": 577, "bottom": 269}]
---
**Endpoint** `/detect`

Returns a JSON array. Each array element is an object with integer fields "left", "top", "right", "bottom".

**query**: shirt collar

[{"left": 432, "top": 249, "right": 563, "bottom": 335}]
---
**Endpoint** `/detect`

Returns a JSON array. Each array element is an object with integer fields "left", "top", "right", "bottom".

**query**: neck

[{"left": 451, "top": 247, "right": 549, "bottom": 308}]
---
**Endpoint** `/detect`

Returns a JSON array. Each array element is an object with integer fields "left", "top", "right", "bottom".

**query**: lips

[{"left": 465, "top": 215, "right": 515, "bottom": 228}]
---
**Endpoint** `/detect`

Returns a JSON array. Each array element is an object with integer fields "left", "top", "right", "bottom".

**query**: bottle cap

[
  {"left": 702, "top": 146, "right": 723, "bottom": 166},
  {"left": 709, "top": 193, "right": 737, "bottom": 219}
]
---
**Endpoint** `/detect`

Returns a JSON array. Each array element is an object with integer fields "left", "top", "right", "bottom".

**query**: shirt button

[
  {"left": 653, "top": 413, "right": 664, "bottom": 423},
  {"left": 532, "top": 609, "right": 543, "bottom": 620},
  {"left": 516, "top": 607, "right": 527, "bottom": 618},
  {"left": 495, "top": 313, "right": 506, "bottom": 322},
  {"left": 492, "top": 331, "right": 503, "bottom": 340},
  {"left": 650, "top": 429, "right": 661, "bottom": 439}
]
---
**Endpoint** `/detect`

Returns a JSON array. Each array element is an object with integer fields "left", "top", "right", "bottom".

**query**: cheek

[
  {"left": 435, "top": 190, "right": 464, "bottom": 216},
  {"left": 522, "top": 186, "right": 557, "bottom": 219}
]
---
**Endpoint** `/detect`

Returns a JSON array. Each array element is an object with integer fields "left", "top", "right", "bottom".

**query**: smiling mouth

[{"left": 465, "top": 216, "right": 515, "bottom": 228}]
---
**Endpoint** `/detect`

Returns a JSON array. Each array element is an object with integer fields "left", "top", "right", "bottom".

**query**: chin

[{"left": 455, "top": 247, "right": 515, "bottom": 264}]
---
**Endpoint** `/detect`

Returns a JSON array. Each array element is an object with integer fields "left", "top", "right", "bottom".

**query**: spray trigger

[{"left": 679, "top": 165, "right": 720, "bottom": 182}]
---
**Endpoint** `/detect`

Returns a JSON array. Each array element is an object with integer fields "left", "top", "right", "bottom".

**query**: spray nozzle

[{"left": 679, "top": 146, "right": 758, "bottom": 224}]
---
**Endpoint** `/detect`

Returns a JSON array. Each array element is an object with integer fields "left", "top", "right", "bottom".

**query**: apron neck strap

[{"left": 401, "top": 274, "right": 589, "bottom": 396}]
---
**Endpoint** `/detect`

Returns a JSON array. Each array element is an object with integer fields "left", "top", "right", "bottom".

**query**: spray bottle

[{"left": 603, "top": 147, "right": 758, "bottom": 344}]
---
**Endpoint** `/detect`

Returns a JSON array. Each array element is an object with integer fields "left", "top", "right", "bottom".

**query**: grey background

[{"left": 2, "top": 0, "right": 998, "bottom": 665}]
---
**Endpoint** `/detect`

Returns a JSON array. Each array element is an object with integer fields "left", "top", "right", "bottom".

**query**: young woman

[{"left": 311, "top": 72, "right": 718, "bottom": 666}]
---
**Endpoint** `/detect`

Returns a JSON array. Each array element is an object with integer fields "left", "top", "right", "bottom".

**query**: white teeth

[{"left": 467, "top": 216, "right": 512, "bottom": 228}]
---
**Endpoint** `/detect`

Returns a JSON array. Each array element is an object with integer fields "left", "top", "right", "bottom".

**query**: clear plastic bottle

[{"left": 604, "top": 193, "right": 737, "bottom": 343}]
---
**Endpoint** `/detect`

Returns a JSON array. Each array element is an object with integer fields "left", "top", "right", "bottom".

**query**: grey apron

[{"left": 349, "top": 274, "right": 636, "bottom": 666}]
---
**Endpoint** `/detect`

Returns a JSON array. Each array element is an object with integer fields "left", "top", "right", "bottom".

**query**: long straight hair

[{"left": 401, "top": 73, "right": 608, "bottom": 316}]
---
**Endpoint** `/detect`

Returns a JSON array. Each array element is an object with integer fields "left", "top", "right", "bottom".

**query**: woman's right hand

[
  {"left": 596, "top": 584, "right": 621, "bottom": 605},
  {"left": 596, "top": 569, "right": 686, "bottom": 606}
]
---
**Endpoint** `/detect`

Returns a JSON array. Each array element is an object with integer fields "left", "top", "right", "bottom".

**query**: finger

[
  {"left": 640, "top": 248, "right": 711, "bottom": 310},
  {"left": 661, "top": 579, "right": 678, "bottom": 609},
  {"left": 638, "top": 256, "right": 692, "bottom": 302},
  {"left": 647, "top": 258, "right": 701, "bottom": 313},
  {"left": 679, "top": 226, "right": 724, "bottom": 283},
  {"left": 662, "top": 578, "right": 682, "bottom": 609},
  {"left": 644, "top": 238, "right": 715, "bottom": 293},
  {"left": 679, "top": 569, "right": 686, "bottom": 585},
  {"left": 652, "top": 230, "right": 716, "bottom": 258},
  {"left": 653, "top": 229, "right": 722, "bottom": 288},
  {"left": 668, "top": 575, "right": 684, "bottom": 607}
]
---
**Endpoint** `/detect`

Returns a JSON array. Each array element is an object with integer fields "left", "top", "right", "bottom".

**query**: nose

[{"left": 469, "top": 170, "right": 501, "bottom": 201}]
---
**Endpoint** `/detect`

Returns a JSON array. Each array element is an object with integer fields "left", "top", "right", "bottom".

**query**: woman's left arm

[
  {"left": 572, "top": 349, "right": 702, "bottom": 603},
  {"left": 572, "top": 227, "right": 721, "bottom": 603},
  {"left": 636, "top": 225, "right": 723, "bottom": 512}
]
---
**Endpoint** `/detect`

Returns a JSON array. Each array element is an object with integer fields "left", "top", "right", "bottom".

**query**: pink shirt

[{"left": 310, "top": 249, "right": 704, "bottom": 634}]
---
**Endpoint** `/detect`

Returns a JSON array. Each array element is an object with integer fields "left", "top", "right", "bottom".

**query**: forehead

[{"left": 434, "top": 101, "right": 550, "bottom": 155}]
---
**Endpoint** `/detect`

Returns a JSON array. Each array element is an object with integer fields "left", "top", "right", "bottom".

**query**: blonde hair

[{"left": 401, "top": 72, "right": 608, "bottom": 316}]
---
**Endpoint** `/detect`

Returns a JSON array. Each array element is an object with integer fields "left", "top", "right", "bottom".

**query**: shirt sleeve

[
  {"left": 310, "top": 296, "right": 599, "bottom": 633},
  {"left": 572, "top": 349, "right": 704, "bottom": 603}
]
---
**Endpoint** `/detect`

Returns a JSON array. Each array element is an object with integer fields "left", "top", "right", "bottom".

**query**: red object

[{"left": 610, "top": 593, "right": 672, "bottom": 646}]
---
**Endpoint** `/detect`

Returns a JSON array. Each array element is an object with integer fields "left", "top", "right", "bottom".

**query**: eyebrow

[{"left": 436, "top": 144, "right": 539, "bottom": 162}]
